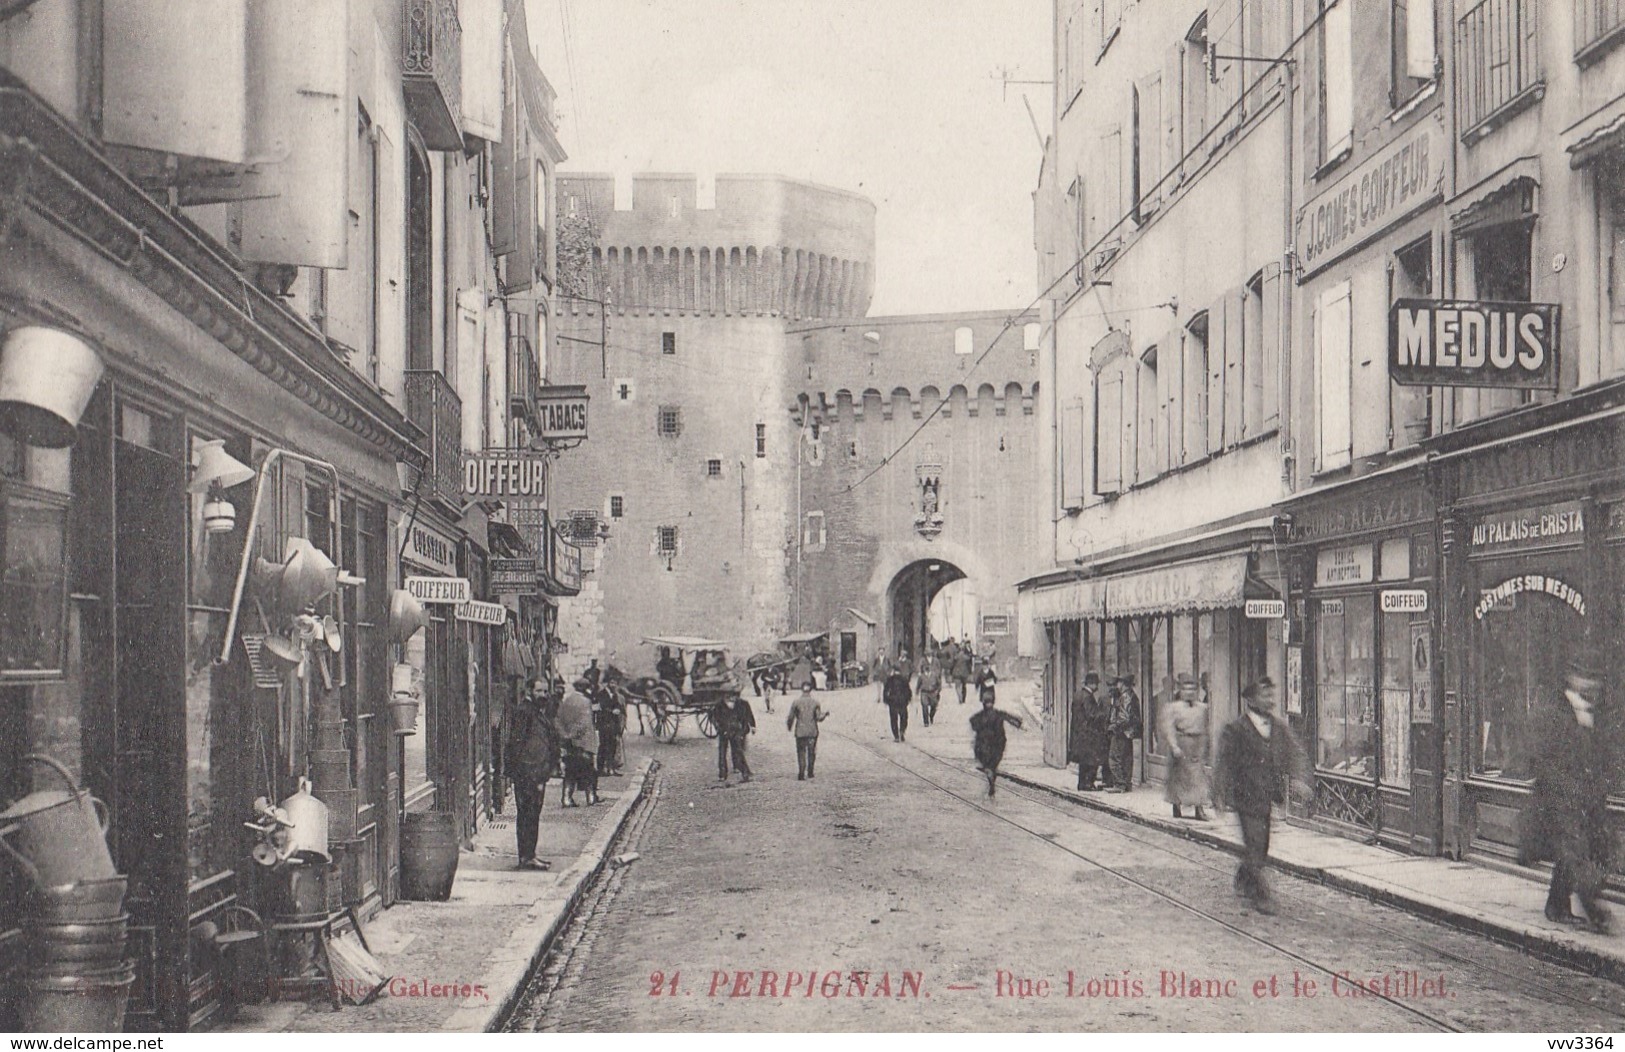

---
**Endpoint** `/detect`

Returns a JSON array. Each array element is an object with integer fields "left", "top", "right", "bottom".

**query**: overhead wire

[{"left": 838, "top": 0, "right": 1335, "bottom": 495}]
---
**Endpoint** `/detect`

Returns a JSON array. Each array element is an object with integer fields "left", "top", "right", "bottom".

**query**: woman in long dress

[{"left": 1161, "top": 672, "right": 1211, "bottom": 820}]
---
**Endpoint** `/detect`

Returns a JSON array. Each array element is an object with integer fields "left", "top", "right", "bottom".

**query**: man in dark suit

[
  {"left": 1068, "top": 671, "right": 1107, "bottom": 790},
  {"left": 1214, "top": 677, "right": 1305, "bottom": 914}
]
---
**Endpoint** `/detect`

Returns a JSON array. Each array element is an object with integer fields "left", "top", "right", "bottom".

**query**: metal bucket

[
  {"left": 0, "top": 755, "right": 116, "bottom": 887},
  {"left": 20, "top": 967, "right": 135, "bottom": 1032},
  {"left": 399, "top": 812, "right": 460, "bottom": 901},
  {"left": 30, "top": 876, "right": 127, "bottom": 923},
  {"left": 0, "top": 326, "right": 105, "bottom": 449}
]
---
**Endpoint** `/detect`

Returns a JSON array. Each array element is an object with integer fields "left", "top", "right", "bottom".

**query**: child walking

[{"left": 969, "top": 684, "right": 1023, "bottom": 797}]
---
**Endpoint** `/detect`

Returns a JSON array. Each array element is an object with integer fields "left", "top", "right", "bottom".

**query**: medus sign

[{"left": 1389, "top": 298, "right": 1559, "bottom": 390}]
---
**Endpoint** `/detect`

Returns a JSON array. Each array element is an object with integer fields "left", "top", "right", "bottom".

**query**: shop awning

[
  {"left": 1029, "top": 577, "right": 1107, "bottom": 622},
  {"left": 1103, "top": 553, "right": 1250, "bottom": 618}
]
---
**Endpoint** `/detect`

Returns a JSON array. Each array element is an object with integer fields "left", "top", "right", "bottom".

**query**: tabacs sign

[
  {"left": 1389, "top": 298, "right": 1559, "bottom": 390},
  {"left": 537, "top": 385, "right": 589, "bottom": 442}
]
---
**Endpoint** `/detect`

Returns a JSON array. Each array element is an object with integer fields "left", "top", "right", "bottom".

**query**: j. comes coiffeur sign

[{"left": 1389, "top": 298, "right": 1559, "bottom": 390}]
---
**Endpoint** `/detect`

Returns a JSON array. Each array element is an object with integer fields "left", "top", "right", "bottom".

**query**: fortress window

[
  {"left": 1023, "top": 322, "right": 1041, "bottom": 351},
  {"left": 954, "top": 327, "right": 973, "bottom": 355},
  {"left": 657, "top": 526, "right": 678, "bottom": 554},
  {"left": 803, "top": 511, "right": 826, "bottom": 551},
  {"left": 662, "top": 331, "right": 676, "bottom": 355},
  {"left": 706, "top": 458, "right": 723, "bottom": 478},
  {"left": 609, "top": 495, "right": 624, "bottom": 519},
  {"left": 755, "top": 423, "right": 767, "bottom": 458},
  {"left": 658, "top": 405, "right": 683, "bottom": 437}
]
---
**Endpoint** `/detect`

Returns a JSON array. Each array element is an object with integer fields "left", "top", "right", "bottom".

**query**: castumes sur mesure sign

[{"left": 1389, "top": 298, "right": 1559, "bottom": 390}]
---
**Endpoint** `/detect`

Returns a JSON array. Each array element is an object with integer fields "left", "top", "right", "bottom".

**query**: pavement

[
  {"left": 217, "top": 749, "right": 655, "bottom": 1034},
  {"left": 926, "top": 679, "right": 1625, "bottom": 986}
]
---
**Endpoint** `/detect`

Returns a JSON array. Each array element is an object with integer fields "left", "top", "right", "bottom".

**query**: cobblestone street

[{"left": 507, "top": 687, "right": 1625, "bottom": 1032}]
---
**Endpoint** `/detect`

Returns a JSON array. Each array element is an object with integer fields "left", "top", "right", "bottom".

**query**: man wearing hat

[
  {"left": 713, "top": 690, "right": 757, "bottom": 784},
  {"left": 1068, "top": 671, "right": 1108, "bottom": 791},
  {"left": 1214, "top": 677, "right": 1307, "bottom": 914},
  {"left": 1105, "top": 674, "right": 1142, "bottom": 792},
  {"left": 505, "top": 679, "right": 558, "bottom": 870},
  {"left": 1161, "top": 673, "right": 1211, "bottom": 820}
]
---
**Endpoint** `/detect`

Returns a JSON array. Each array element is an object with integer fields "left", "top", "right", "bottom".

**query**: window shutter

[
  {"left": 238, "top": 0, "right": 349, "bottom": 268},
  {"left": 1095, "top": 373, "right": 1123, "bottom": 495},
  {"left": 1121, "top": 361, "right": 1139, "bottom": 485},
  {"left": 1163, "top": 43, "right": 1184, "bottom": 186},
  {"left": 1302, "top": 5, "right": 1321, "bottom": 166},
  {"left": 492, "top": 69, "right": 517, "bottom": 256},
  {"left": 1206, "top": 293, "right": 1227, "bottom": 455},
  {"left": 1061, "top": 400, "right": 1086, "bottom": 509},
  {"left": 103, "top": 0, "right": 249, "bottom": 163},
  {"left": 1183, "top": 324, "right": 1206, "bottom": 463},
  {"left": 1261, "top": 264, "right": 1282, "bottom": 431},
  {"left": 1154, "top": 346, "right": 1172, "bottom": 476},
  {"left": 1163, "top": 329, "right": 1184, "bottom": 468},
  {"left": 460, "top": 0, "right": 504, "bottom": 140},
  {"left": 1324, "top": 0, "right": 1354, "bottom": 157},
  {"left": 1317, "top": 281, "right": 1353, "bottom": 471},
  {"left": 1205, "top": 0, "right": 1240, "bottom": 145},
  {"left": 1407, "top": 0, "right": 1436, "bottom": 80},
  {"left": 1137, "top": 73, "right": 1162, "bottom": 210},
  {"left": 512, "top": 158, "right": 535, "bottom": 291},
  {"left": 1224, "top": 286, "right": 1245, "bottom": 444},
  {"left": 1243, "top": 284, "right": 1265, "bottom": 438}
]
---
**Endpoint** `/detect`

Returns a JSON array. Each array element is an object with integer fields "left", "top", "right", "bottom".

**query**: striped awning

[
  {"left": 1029, "top": 577, "right": 1106, "bottom": 622},
  {"left": 1104, "top": 553, "right": 1250, "bottom": 618}
]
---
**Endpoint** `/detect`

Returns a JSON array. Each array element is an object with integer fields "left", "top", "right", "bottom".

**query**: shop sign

[
  {"left": 402, "top": 521, "right": 457, "bottom": 576},
  {"left": 1285, "top": 487, "right": 1429, "bottom": 543},
  {"left": 1389, "top": 298, "right": 1560, "bottom": 390},
  {"left": 455, "top": 600, "right": 508, "bottom": 626},
  {"left": 463, "top": 453, "right": 548, "bottom": 500},
  {"left": 491, "top": 557, "right": 539, "bottom": 594},
  {"left": 1473, "top": 574, "right": 1587, "bottom": 620},
  {"left": 1295, "top": 118, "right": 1444, "bottom": 278},
  {"left": 1320, "top": 598, "right": 1345, "bottom": 616},
  {"left": 1315, "top": 545, "right": 1374, "bottom": 587},
  {"left": 1457, "top": 426, "right": 1616, "bottom": 500},
  {"left": 1245, "top": 599, "right": 1286, "bottom": 619},
  {"left": 406, "top": 575, "right": 471, "bottom": 605},
  {"left": 1285, "top": 646, "right": 1304, "bottom": 716},
  {"left": 1469, "top": 500, "right": 1585, "bottom": 555},
  {"left": 1380, "top": 589, "right": 1429, "bottom": 613},
  {"left": 1409, "top": 624, "right": 1433, "bottom": 724},
  {"left": 1477, "top": 589, "right": 1517, "bottom": 614},
  {"left": 537, "top": 385, "right": 590, "bottom": 442}
]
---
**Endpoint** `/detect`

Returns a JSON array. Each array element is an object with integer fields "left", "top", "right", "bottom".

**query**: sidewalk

[
  {"left": 918, "top": 681, "right": 1625, "bottom": 985},
  {"left": 219, "top": 755, "right": 653, "bottom": 1034}
]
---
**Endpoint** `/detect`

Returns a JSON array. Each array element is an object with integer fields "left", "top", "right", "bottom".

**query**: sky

[{"left": 524, "top": 0, "right": 1053, "bottom": 317}]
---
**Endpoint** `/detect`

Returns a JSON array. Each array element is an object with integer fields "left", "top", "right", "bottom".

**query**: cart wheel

[
  {"left": 697, "top": 709, "right": 719, "bottom": 739},
  {"left": 651, "top": 706, "right": 680, "bottom": 743}
]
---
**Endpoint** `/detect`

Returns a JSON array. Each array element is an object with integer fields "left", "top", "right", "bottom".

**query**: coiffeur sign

[
  {"left": 1295, "top": 117, "right": 1444, "bottom": 277},
  {"left": 1389, "top": 298, "right": 1560, "bottom": 390},
  {"left": 463, "top": 454, "right": 547, "bottom": 500}
]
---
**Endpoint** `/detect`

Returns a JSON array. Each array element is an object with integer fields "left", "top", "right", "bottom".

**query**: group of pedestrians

[
  {"left": 879, "top": 643, "right": 999, "bottom": 743},
  {"left": 503, "top": 666, "right": 627, "bottom": 871},
  {"left": 1066, "top": 671, "right": 1143, "bottom": 794}
]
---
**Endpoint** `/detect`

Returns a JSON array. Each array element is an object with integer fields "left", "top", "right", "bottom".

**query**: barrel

[{"left": 398, "top": 812, "right": 460, "bottom": 901}]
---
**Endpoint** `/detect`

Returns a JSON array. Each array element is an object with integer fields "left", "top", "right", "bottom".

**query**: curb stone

[
  {"left": 439, "top": 756, "right": 656, "bottom": 1033},
  {"left": 997, "top": 767, "right": 1625, "bottom": 986}
]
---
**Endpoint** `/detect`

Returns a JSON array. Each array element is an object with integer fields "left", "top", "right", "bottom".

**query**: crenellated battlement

[
  {"left": 559, "top": 173, "right": 876, "bottom": 320},
  {"left": 791, "top": 382, "right": 1037, "bottom": 425}
]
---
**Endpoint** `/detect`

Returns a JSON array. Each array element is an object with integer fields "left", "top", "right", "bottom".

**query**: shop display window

[
  {"left": 1316, "top": 597, "right": 1376, "bottom": 778},
  {"left": 0, "top": 484, "right": 70, "bottom": 677},
  {"left": 1474, "top": 571, "right": 1583, "bottom": 781}
]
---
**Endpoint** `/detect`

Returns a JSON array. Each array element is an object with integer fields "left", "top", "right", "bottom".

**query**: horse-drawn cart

[{"left": 608, "top": 636, "right": 743, "bottom": 743}]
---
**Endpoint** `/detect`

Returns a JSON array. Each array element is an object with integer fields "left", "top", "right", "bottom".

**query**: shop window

[
  {"left": 1315, "top": 596, "right": 1376, "bottom": 779},
  {"left": 1391, "top": 0, "right": 1436, "bottom": 109},
  {"left": 1379, "top": 611, "right": 1415, "bottom": 788},
  {"left": 1392, "top": 238, "right": 1434, "bottom": 445},
  {"left": 1475, "top": 564, "right": 1585, "bottom": 780},
  {"left": 0, "top": 484, "right": 69, "bottom": 678}
]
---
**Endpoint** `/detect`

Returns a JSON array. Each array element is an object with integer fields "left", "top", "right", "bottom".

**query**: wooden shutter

[
  {"left": 103, "top": 0, "right": 249, "bottom": 163},
  {"left": 1243, "top": 282, "right": 1265, "bottom": 438},
  {"left": 1137, "top": 73, "right": 1162, "bottom": 210},
  {"left": 511, "top": 156, "right": 535, "bottom": 292},
  {"left": 239, "top": 0, "right": 349, "bottom": 267},
  {"left": 1224, "top": 286, "right": 1245, "bottom": 444},
  {"left": 1163, "top": 329, "right": 1184, "bottom": 467},
  {"left": 492, "top": 62, "right": 517, "bottom": 256},
  {"left": 1261, "top": 264, "right": 1282, "bottom": 432},
  {"left": 1061, "top": 400, "right": 1086, "bottom": 510},
  {"left": 1317, "top": 281, "right": 1353, "bottom": 471},
  {"left": 1095, "top": 372, "right": 1123, "bottom": 495},
  {"left": 1121, "top": 361, "right": 1139, "bottom": 485},
  {"left": 1206, "top": 0, "right": 1240, "bottom": 146},
  {"left": 1163, "top": 43, "right": 1184, "bottom": 186},
  {"left": 460, "top": 0, "right": 504, "bottom": 140},
  {"left": 1324, "top": 0, "right": 1354, "bottom": 157},
  {"left": 1407, "top": 0, "right": 1436, "bottom": 80},
  {"left": 1183, "top": 323, "right": 1207, "bottom": 463},
  {"left": 1206, "top": 293, "right": 1227, "bottom": 455}
]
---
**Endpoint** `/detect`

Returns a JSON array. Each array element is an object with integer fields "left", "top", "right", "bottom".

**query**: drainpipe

[{"left": 1279, "top": 35, "right": 1297, "bottom": 494}]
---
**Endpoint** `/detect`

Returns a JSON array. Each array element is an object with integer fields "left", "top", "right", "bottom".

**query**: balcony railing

[
  {"left": 508, "top": 333, "right": 538, "bottom": 430},
  {"left": 1457, "top": 0, "right": 1543, "bottom": 142},
  {"left": 402, "top": 0, "right": 463, "bottom": 151},
  {"left": 1576, "top": 0, "right": 1625, "bottom": 62},
  {"left": 404, "top": 369, "right": 463, "bottom": 506}
]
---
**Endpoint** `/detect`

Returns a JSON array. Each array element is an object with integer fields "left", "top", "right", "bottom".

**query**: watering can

[
  {"left": 277, "top": 778, "right": 331, "bottom": 864},
  {"left": 0, "top": 755, "right": 116, "bottom": 887}
]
